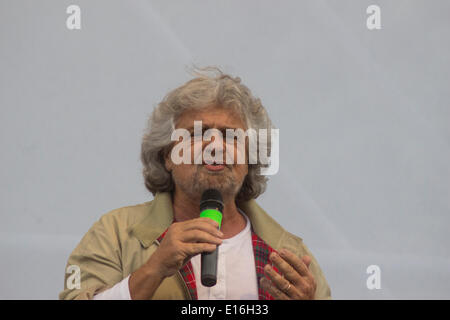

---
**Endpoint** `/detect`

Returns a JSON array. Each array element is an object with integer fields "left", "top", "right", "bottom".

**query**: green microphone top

[
  {"left": 200, "top": 189, "right": 224, "bottom": 229},
  {"left": 200, "top": 209, "right": 223, "bottom": 229}
]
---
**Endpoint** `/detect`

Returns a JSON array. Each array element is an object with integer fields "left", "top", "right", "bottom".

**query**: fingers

[
  {"left": 264, "top": 254, "right": 306, "bottom": 299},
  {"left": 185, "top": 217, "right": 221, "bottom": 228},
  {"left": 260, "top": 278, "right": 290, "bottom": 300},
  {"left": 182, "top": 218, "right": 222, "bottom": 235},
  {"left": 182, "top": 229, "right": 223, "bottom": 245},
  {"left": 178, "top": 217, "right": 223, "bottom": 244},
  {"left": 264, "top": 250, "right": 317, "bottom": 300},
  {"left": 186, "top": 242, "right": 218, "bottom": 256},
  {"left": 277, "top": 249, "right": 314, "bottom": 283},
  {"left": 263, "top": 263, "right": 294, "bottom": 296},
  {"left": 172, "top": 218, "right": 223, "bottom": 257},
  {"left": 268, "top": 252, "right": 302, "bottom": 286}
]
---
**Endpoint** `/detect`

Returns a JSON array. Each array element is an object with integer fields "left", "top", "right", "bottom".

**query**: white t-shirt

[
  {"left": 191, "top": 212, "right": 258, "bottom": 300},
  {"left": 94, "top": 211, "right": 258, "bottom": 300}
]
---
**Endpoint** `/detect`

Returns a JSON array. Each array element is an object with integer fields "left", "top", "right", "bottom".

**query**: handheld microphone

[{"left": 199, "top": 189, "right": 224, "bottom": 287}]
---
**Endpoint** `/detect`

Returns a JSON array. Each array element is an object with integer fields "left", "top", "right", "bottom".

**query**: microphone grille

[{"left": 200, "top": 189, "right": 224, "bottom": 212}]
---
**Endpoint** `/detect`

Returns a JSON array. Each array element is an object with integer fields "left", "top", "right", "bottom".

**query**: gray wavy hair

[{"left": 140, "top": 66, "right": 274, "bottom": 201}]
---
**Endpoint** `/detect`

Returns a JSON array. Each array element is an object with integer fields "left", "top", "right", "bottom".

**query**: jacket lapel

[{"left": 128, "top": 193, "right": 174, "bottom": 248}]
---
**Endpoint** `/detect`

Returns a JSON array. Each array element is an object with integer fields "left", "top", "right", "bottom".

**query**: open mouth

[{"left": 202, "top": 162, "right": 226, "bottom": 171}]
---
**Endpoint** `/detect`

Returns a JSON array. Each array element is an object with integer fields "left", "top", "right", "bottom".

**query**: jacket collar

[
  {"left": 129, "top": 192, "right": 295, "bottom": 251},
  {"left": 128, "top": 192, "right": 175, "bottom": 248}
]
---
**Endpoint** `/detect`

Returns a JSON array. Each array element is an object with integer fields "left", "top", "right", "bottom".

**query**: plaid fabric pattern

[
  {"left": 251, "top": 230, "right": 279, "bottom": 300},
  {"left": 156, "top": 226, "right": 278, "bottom": 300}
]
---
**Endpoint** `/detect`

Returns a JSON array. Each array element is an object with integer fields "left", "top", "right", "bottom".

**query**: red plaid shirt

[{"left": 157, "top": 227, "right": 279, "bottom": 300}]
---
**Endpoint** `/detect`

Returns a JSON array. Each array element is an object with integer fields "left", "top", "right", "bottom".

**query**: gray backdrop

[{"left": 1, "top": 0, "right": 449, "bottom": 299}]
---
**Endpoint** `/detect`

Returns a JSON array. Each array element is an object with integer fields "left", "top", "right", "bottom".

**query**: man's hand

[
  {"left": 260, "top": 249, "right": 317, "bottom": 300},
  {"left": 129, "top": 217, "right": 222, "bottom": 299},
  {"left": 147, "top": 217, "right": 223, "bottom": 278}
]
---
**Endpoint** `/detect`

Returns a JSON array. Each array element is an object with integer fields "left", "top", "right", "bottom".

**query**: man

[{"left": 59, "top": 67, "right": 331, "bottom": 300}]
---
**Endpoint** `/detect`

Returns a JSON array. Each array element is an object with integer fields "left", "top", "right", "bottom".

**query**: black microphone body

[{"left": 200, "top": 189, "right": 224, "bottom": 287}]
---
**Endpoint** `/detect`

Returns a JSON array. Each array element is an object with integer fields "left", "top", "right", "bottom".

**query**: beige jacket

[{"left": 59, "top": 192, "right": 331, "bottom": 300}]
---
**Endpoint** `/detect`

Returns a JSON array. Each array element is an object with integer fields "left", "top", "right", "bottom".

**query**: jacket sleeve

[{"left": 59, "top": 213, "right": 124, "bottom": 300}]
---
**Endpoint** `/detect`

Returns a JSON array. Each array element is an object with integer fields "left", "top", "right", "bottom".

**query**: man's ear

[{"left": 164, "top": 149, "right": 173, "bottom": 172}]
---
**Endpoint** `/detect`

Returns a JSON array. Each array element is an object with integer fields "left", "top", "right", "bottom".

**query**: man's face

[{"left": 165, "top": 105, "right": 249, "bottom": 200}]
